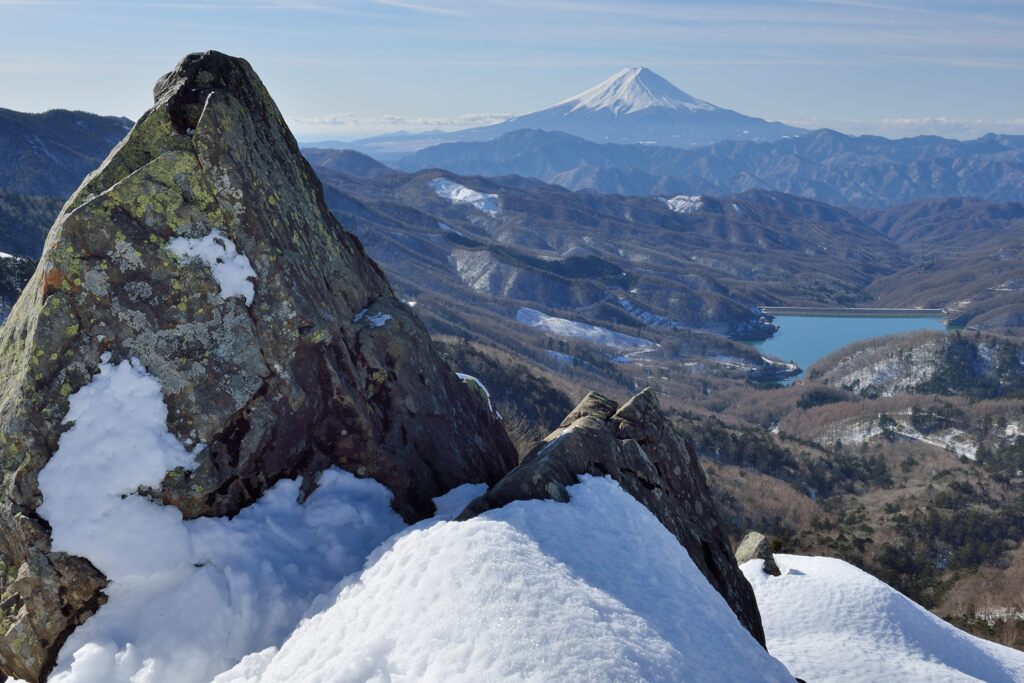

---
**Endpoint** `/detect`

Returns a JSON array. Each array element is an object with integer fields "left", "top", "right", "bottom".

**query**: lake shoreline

[
  {"left": 748, "top": 313, "right": 948, "bottom": 383},
  {"left": 761, "top": 306, "right": 946, "bottom": 319}
]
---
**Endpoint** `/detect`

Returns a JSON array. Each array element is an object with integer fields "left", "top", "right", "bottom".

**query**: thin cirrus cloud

[
  {"left": 291, "top": 111, "right": 513, "bottom": 137},
  {"left": 0, "top": 0, "right": 1022, "bottom": 139}
]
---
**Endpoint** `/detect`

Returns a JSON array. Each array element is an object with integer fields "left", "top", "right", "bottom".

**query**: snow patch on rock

[
  {"left": 168, "top": 229, "right": 256, "bottom": 305},
  {"left": 38, "top": 358, "right": 405, "bottom": 683},
  {"left": 455, "top": 372, "right": 499, "bottom": 417},
  {"left": 353, "top": 308, "right": 393, "bottom": 327}
]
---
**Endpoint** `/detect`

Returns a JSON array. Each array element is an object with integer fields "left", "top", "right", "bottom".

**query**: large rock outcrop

[
  {"left": 459, "top": 388, "right": 767, "bottom": 646},
  {"left": 736, "top": 531, "right": 781, "bottom": 577},
  {"left": 0, "top": 51, "right": 516, "bottom": 681}
]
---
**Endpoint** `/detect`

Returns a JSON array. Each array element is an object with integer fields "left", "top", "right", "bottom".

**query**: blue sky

[{"left": 2, "top": 0, "right": 1022, "bottom": 140}]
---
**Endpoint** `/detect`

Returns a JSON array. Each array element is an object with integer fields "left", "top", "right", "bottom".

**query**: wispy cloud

[
  {"left": 290, "top": 111, "right": 512, "bottom": 135},
  {"left": 371, "top": 0, "right": 464, "bottom": 16}
]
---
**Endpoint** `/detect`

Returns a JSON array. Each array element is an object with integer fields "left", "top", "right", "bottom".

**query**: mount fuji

[{"left": 336, "top": 67, "right": 803, "bottom": 158}]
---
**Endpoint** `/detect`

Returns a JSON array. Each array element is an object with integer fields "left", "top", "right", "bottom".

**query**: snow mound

[
  {"left": 661, "top": 194, "right": 704, "bottom": 214},
  {"left": 744, "top": 554, "right": 1024, "bottom": 682},
  {"left": 429, "top": 178, "right": 500, "bottom": 215},
  {"left": 168, "top": 229, "right": 257, "bottom": 305},
  {"left": 38, "top": 357, "right": 405, "bottom": 683},
  {"left": 559, "top": 66, "right": 716, "bottom": 115},
  {"left": 214, "top": 476, "right": 794, "bottom": 683},
  {"left": 516, "top": 306, "right": 657, "bottom": 354}
]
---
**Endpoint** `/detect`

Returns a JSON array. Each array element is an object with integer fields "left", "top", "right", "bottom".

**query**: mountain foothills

[
  {"left": 2, "top": 52, "right": 1024, "bottom": 682},
  {"left": 396, "top": 127, "right": 1024, "bottom": 208},
  {"left": 0, "top": 107, "right": 131, "bottom": 199},
  {"left": 306, "top": 148, "right": 910, "bottom": 369}
]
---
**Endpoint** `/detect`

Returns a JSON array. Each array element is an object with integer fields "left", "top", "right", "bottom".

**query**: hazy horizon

[{"left": 3, "top": 0, "right": 1023, "bottom": 141}]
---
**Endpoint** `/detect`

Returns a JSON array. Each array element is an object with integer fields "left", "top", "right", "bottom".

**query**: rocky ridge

[
  {"left": 0, "top": 51, "right": 516, "bottom": 681},
  {"left": 459, "top": 388, "right": 767, "bottom": 645}
]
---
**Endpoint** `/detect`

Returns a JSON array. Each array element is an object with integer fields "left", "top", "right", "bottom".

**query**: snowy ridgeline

[
  {"left": 429, "top": 178, "right": 501, "bottom": 216},
  {"left": 23, "top": 349, "right": 1024, "bottom": 682},
  {"left": 515, "top": 306, "right": 657, "bottom": 354},
  {"left": 744, "top": 555, "right": 1024, "bottom": 682},
  {"left": 213, "top": 477, "right": 792, "bottom": 683},
  {"left": 31, "top": 353, "right": 790, "bottom": 683}
]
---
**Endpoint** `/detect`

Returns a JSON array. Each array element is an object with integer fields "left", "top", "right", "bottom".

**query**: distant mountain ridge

[
  {"left": 331, "top": 67, "right": 803, "bottom": 158},
  {"left": 0, "top": 107, "right": 132, "bottom": 197},
  {"left": 393, "top": 128, "right": 1024, "bottom": 208}
]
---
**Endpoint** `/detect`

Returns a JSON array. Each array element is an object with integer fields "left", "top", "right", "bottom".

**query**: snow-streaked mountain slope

[
  {"left": 557, "top": 67, "right": 716, "bottom": 115},
  {"left": 214, "top": 476, "right": 795, "bottom": 683},
  {"left": 516, "top": 306, "right": 657, "bottom": 353},
  {"left": 661, "top": 194, "right": 705, "bottom": 214},
  {"left": 743, "top": 555, "right": 1024, "bottom": 682},
  {"left": 429, "top": 177, "right": 500, "bottom": 215}
]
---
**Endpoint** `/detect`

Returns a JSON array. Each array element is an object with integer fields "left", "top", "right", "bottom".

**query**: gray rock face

[
  {"left": 0, "top": 51, "right": 516, "bottom": 682},
  {"left": 458, "top": 388, "right": 767, "bottom": 646},
  {"left": 736, "top": 531, "right": 781, "bottom": 577}
]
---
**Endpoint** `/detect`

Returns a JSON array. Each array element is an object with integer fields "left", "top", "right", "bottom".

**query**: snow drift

[
  {"left": 744, "top": 554, "right": 1024, "bottom": 682},
  {"left": 37, "top": 357, "right": 405, "bottom": 683},
  {"left": 215, "top": 476, "right": 793, "bottom": 683}
]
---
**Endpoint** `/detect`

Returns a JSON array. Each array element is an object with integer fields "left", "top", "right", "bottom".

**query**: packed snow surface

[
  {"left": 214, "top": 476, "right": 794, "bottom": 683},
  {"left": 661, "top": 195, "right": 704, "bottom": 214},
  {"left": 168, "top": 229, "right": 257, "bottom": 305},
  {"left": 516, "top": 306, "right": 657, "bottom": 353},
  {"left": 744, "top": 554, "right": 1024, "bottom": 682},
  {"left": 558, "top": 66, "right": 716, "bottom": 114},
  {"left": 429, "top": 178, "right": 500, "bottom": 215},
  {"left": 37, "top": 357, "right": 405, "bottom": 683}
]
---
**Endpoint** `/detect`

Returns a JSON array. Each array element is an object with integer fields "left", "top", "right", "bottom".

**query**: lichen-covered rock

[
  {"left": 736, "top": 531, "right": 781, "bottom": 576},
  {"left": 0, "top": 51, "right": 516, "bottom": 682},
  {"left": 457, "top": 388, "right": 767, "bottom": 646}
]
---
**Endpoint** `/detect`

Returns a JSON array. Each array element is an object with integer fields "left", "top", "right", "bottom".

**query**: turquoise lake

[{"left": 754, "top": 315, "right": 947, "bottom": 379}]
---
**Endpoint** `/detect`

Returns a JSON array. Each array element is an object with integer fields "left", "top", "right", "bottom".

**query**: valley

[
  {"left": 2, "top": 53, "right": 1024, "bottom": 680},
  {"left": 1, "top": 0, "right": 1024, "bottom": 671}
]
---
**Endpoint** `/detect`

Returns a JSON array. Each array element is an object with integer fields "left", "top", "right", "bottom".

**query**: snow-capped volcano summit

[
  {"left": 482, "top": 66, "right": 801, "bottom": 147},
  {"left": 342, "top": 66, "right": 803, "bottom": 157},
  {"left": 559, "top": 66, "right": 717, "bottom": 115}
]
